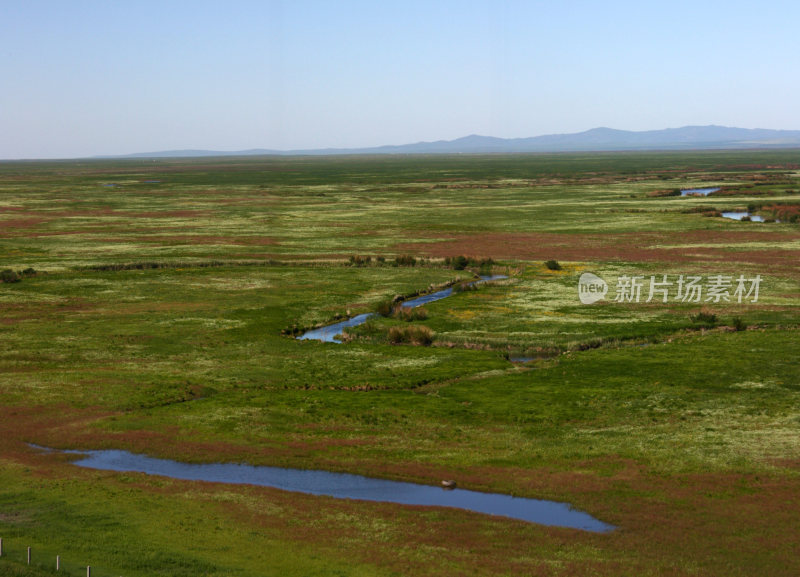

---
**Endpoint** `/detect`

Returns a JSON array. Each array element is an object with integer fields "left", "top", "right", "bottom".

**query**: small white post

[
  {"left": 0, "top": 537, "right": 3, "bottom": 556},
  {"left": 87, "top": 565, "right": 91, "bottom": 577},
  {"left": 27, "top": 546, "right": 31, "bottom": 564},
  {"left": 57, "top": 554, "right": 61, "bottom": 570}
]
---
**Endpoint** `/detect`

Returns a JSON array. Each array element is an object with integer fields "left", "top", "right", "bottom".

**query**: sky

[{"left": 3, "top": 0, "right": 800, "bottom": 159}]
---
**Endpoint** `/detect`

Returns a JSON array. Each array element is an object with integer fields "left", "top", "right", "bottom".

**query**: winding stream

[
  {"left": 30, "top": 272, "right": 616, "bottom": 531},
  {"left": 297, "top": 275, "right": 507, "bottom": 343}
]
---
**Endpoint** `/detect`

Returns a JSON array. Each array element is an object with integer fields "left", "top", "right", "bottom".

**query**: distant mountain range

[{"left": 111, "top": 125, "right": 800, "bottom": 158}]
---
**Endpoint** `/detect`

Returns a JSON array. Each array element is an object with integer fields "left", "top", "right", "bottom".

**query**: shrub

[
  {"left": 690, "top": 310, "right": 717, "bottom": 325},
  {"left": 281, "top": 324, "right": 304, "bottom": 336},
  {"left": 395, "top": 254, "right": 417, "bottom": 267},
  {"left": 544, "top": 259, "right": 562, "bottom": 271},
  {"left": 376, "top": 299, "right": 395, "bottom": 317},
  {"left": 387, "top": 326, "right": 404, "bottom": 344},
  {"left": 732, "top": 317, "right": 747, "bottom": 332},
  {"left": 1, "top": 269, "right": 21, "bottom": 283},
  {"left": 452, "top": 255, "right": 469, "bottom": 270}
]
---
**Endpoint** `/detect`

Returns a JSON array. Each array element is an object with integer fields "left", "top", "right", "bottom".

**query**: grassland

[{"left": 1, "top": 151, "right": 799, "bottom": 576}]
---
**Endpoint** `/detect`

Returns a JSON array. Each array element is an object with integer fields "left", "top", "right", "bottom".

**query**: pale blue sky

[{"left": 3, "top": 0, "right": 799, "bottom": 158}]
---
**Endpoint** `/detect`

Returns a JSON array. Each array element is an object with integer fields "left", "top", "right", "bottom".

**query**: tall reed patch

[
  {"left": 387, "top": 325, "right": 434, "bottom": 345},
  {"left": 393, "top": 306, "right": 428, "bottom": 321}
]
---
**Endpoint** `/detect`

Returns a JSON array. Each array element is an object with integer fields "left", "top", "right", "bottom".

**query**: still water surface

[
  {"left": 680, "top": 187, "right": 719, "bottom": 196},
  {"left": 59, "top": 448, "right": 613, "bottom": 531}
]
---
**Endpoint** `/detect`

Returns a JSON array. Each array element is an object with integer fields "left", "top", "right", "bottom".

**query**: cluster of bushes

[
  {"left": 387, "top": 325, "right": 434, "bottom": 345},
  {"left": 682, "top": 206, "right": 721, "bottom": 217},
  {"left": 348, "top": 255, "right": 416, "bottom": 267},
  {"left": 690, "top": 310, "right": 748, "bottom": 331},
  {"left": 281, "top": 324, "right": 306, "bottom": 337},
  {"left": 443, "top": 255, "right": 494, "bottom": 271},
  {"left": 394, "top": 254, "right": 417, "bottom": 267},
  {"left": 366, "top": 254, "right": 495, "bottom": 269},
  {"left": 1, "top": 267, "right": 36, "bottom": 283},
  {"left": 348, "top": 255, "right": 373, "bottom": 266},
  {"left": 646, "top": 188, "right": 679, "bottom": 197},
  {"left": 89, "top": 261, "right": 223, "bottom": 271}
]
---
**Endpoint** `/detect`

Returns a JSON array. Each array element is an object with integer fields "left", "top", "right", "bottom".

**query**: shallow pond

[
  {"left": 681, "top": 187, "right": 719, "bottom": 196},
  {"left": 49, "top": 447, "right": 613, "bottom": 531},
  {"left": 721, "top": 211, "right": 765, "bottom": 222},
  {"left": 298, "top": 275, "right": 507, "bottom": 343}
]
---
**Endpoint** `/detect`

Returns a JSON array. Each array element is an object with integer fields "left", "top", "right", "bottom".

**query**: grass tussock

[
  {"left": 690, "top": 309, "right": 718, "bottom": 326},
  {"left": 1, "top": 269, "right": 21, "bottom": 283},
  {"left": 387, "top": 325, "right": 434, "bottom": 345},
  {"left": 393, "top": 305, "right": 429, "bottom": 321}
]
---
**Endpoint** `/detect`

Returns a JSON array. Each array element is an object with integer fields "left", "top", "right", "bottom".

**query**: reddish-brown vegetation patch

[
  {"left": 0, "top": 217, "right": 49, "bottom": 232},
  {"left": 762, "top": 203, "right": 800, "bottom": 223},
  {"left": 394, "top": 230, "right": 800, "bottom": 274}
]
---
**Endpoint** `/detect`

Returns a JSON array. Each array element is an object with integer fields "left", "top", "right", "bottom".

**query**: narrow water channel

[
  {"left": 298, "top": 275, "right": 507, "bottom": 343},
  {"left": 49, "top": 448, "right": 613, "bottom": 531}
]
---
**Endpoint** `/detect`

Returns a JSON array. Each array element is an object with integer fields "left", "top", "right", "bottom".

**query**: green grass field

[{"left": 1, "top": 151, "right": 799, "bottom": 576}]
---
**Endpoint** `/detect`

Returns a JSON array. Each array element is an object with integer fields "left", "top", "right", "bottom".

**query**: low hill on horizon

[{"left": 108, "top": 125, "right": 800, "bottom": 159}]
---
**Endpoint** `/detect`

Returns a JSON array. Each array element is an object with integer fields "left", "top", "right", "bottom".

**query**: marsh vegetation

[{"left": 1, "top": 151, "right": 799, "bottom": 576}]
